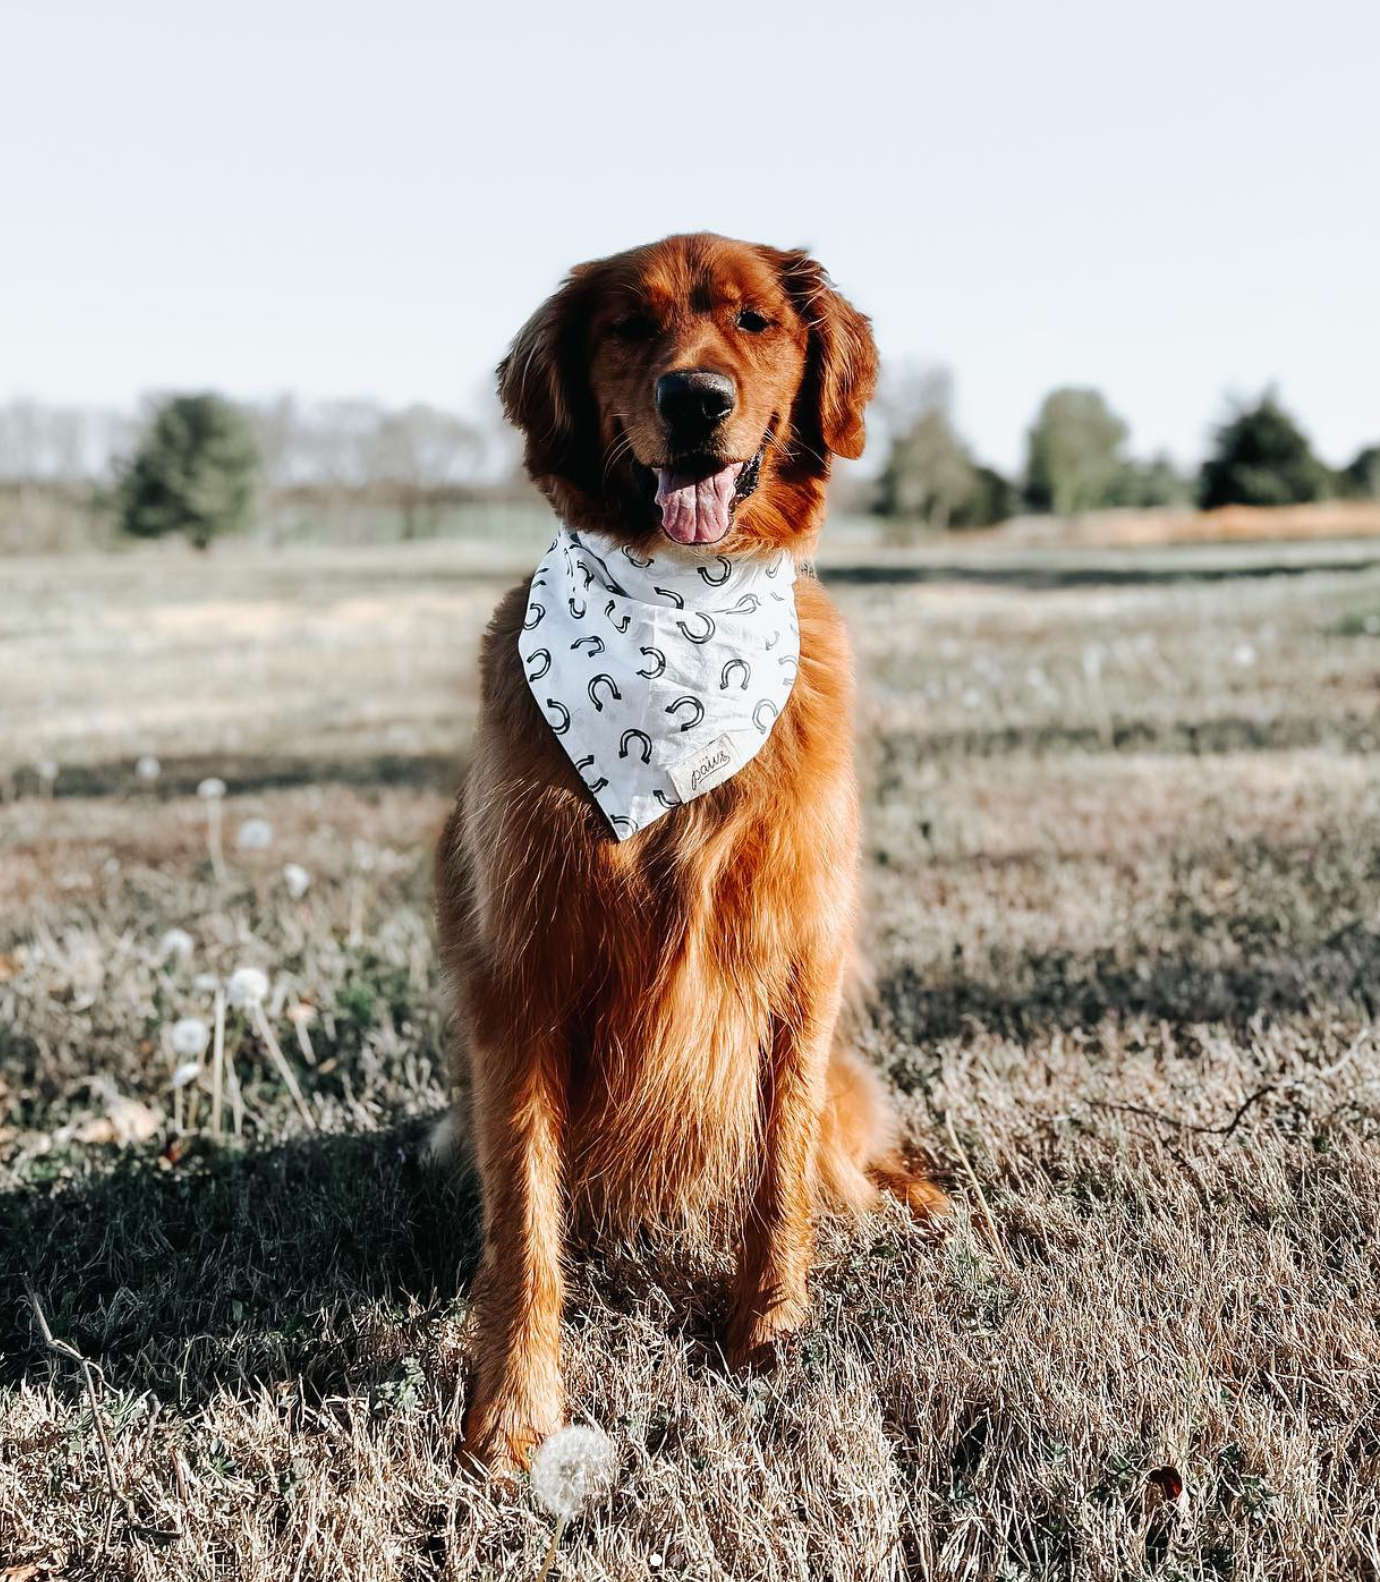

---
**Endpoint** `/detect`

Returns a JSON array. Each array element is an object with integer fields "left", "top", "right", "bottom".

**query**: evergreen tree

[
  {"left": 119, "top": 394, "right": 259, "bottom": 548},
  {"left": 1198, "top": 393, "right": 1329, "bottom": 509}
]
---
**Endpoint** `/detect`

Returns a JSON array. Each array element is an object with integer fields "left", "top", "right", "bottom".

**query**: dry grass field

[{"left": 3, "top": 531, "right": 1380, "bottom": 1580}]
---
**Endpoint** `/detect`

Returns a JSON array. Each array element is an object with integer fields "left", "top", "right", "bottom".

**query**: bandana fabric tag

[
  {"left": 519, "top": 526, "right": 799, "bottom": 840},
  {"left": 666, "top": 731, "right": 743, "bottom": 803}
]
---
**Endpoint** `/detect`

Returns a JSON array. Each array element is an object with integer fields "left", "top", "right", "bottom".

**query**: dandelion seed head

[
  {"left": 170, "top": 1059, "right": 202, "bottom": 1090},
  {"left": 236, "top": 818, "right": 274, "bottom": 851},
  {"left": 227, "top": 966, "right": 269, "bottom": 1008},
  {"left": 136, "top": 753, "right": 161, "bottom": 783},
  {"left": 530, "top": 1426, "right": 617, "bottom": 1521},
  {"left": 193, "top": 971, "right": 221, "bottom": 994},
  {"left": 159, "top": 928, "right": 195, "bottom": 965},
  {"left": 170, "top": 1017, "right": 210, "bottom": 1058},
  {"left": 37, "top": 759, "right": 58, "bottom": 784},
  {"left": 197, "top": 777, "right": 227, "bottom": 800},
  {"left": 283, "top": 862, "right": 311, "bottom": 899}
]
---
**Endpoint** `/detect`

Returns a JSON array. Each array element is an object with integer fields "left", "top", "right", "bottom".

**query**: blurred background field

[{"left": 9, "top": 518, "right": 1380, "bottom": 795}]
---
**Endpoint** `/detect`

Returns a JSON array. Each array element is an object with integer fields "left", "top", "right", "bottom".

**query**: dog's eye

[
  {"left": 736, "top": 309, "right": 770, "bottom": 333},
  {"left": 611, "top": 313, "right": 658, "bottom": 343}
]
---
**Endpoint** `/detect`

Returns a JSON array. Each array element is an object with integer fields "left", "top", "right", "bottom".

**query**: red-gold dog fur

[{"left": 435, "top": 233, "right": 946, "bottom": 1471}]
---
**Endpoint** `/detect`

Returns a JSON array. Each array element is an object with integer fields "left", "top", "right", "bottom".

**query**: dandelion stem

[
  {"left": 222, "top": 1021, "right": 246, "bottom": 1138},
  {"left": 207, "top": 799, "right": 226, "bottom": 882},
  {"left": 535, "top": 1515, "right": 567, "bottom": 1582},
  {"left": 211, "top": 988, "right": 226, "bottom": 1137},
  {"left": 293, "top": 1013, "right": 317, "bottom": 1067},
  {"left": 24, "top": 1275, "right": 132, "bottom": 1545},
  {"left": 253, "top": 1002, "right": 315, "bottom": 1129}
]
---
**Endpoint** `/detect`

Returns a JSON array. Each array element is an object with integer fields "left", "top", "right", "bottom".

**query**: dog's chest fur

[{"left": 452, "top": 572, "right": 860, "bottom": 1230}]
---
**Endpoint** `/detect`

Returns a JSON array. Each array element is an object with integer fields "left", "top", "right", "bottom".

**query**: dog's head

[{"left": 498, "top": 233, "right": 877, "bottom": 554}]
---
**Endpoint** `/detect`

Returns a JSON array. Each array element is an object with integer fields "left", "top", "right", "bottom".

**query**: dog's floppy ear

[
  {"left": 497, "top": 266, "right": 598, "bottom": 487},
  {"left": 772, "top": 249, "right": 878, "bottom": 461}
]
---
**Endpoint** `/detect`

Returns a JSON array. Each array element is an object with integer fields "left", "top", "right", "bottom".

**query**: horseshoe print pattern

[
  {"left": 569, "top": 535, "right": 627, "bottom": 595},
  {"left": 588, "top": 674, "right": 621, "bottom": 711},
  {"left": 676, "top": 611, "right": 716, "bottom": 644},
  {"left": 574, "top": 754, "right": 609, "bottom": 792},
  {"left": 666, "top": 695, "right": 706, "bottom": 732},
  {"left": 520, "top": 525, "right": 800, "bottom": 841},
  {"left": 697, "top": 555, "right": 732, "bottom": 586},
  {"left": 618, "top": 729, "right": 653, "bottom": 763}
]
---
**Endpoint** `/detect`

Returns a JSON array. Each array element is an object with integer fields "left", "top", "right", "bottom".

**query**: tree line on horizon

[
  {"left": 0, "top": 394, "right": 508, "bottom": 551},
  {"left": 2, "top": 383, "right": 1378, "bottom": 550},
  {"left": 873, "top": 375, "right": 1380, "bottom": 530}
]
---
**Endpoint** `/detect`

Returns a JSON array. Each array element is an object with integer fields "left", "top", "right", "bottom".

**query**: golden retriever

[{"left": 435, "top": 232, "right": 945, "bottom": 1471}]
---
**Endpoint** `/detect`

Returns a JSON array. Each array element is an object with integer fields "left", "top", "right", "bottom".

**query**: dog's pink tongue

[{"left": 655, "top": 462, "right": 743, "bottom": 544}]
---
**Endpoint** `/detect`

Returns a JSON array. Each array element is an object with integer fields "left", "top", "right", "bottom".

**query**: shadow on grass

[
  {"left": 879, "top": 920, "right": 1380, "bottom": 1059},
  {"left": 822, "top": 551, "right": 1380, "bottom": 591},
  {"left": 880, "top": 711, "right": 1380, "bottom": 765},
  {"left": 18, "top": 703, "right": 1380, "bottom": 808},
  {"left": 0, "top": 1117, "right": 482, "bottom": 1406},
  {"left": 8, "top": 748, "right": 464, "bottom": 801}
]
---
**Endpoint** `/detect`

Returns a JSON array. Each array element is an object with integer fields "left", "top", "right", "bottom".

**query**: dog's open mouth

[{"left": 649, "top": 447, "right": 764, "bottom": 546}]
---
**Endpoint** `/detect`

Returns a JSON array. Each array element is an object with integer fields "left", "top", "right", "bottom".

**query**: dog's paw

[
  {"left": 724, "top": 1289, "right": 811, "bottom": 1373},
  {"left": 461, "top": 1386, "right": 564, "bottom": 1478}
]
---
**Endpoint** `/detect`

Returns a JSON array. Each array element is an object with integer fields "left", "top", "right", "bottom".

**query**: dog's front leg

[
  {"left": 726, "top": 959, "right": 844, "bottom": 1369},
  {"left": 462, "top": 1035, "right": 568, "bottom": 1473}
]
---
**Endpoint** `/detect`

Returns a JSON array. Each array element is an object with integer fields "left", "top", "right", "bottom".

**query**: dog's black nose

[{"left": 655, "top": 370, "right": 736, "bottom": 440}]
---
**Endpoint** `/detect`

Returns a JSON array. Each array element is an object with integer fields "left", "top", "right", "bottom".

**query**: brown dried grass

[{"left": 2, "top": 539, "right": 1379, "bottom": 1579}]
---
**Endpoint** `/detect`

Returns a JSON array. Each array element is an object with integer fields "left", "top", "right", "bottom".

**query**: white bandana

[{"left": 519, "top": 526, "right": 799, "bottom": 839}]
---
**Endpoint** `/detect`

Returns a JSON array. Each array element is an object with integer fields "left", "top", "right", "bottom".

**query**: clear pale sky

[{"left": 3, "top": 0, "right": 1377, "bottom": 472}]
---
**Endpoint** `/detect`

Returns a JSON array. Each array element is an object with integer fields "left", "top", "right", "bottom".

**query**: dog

[{"left": 435, "top": 233, "right": 946, "bottom": 1471}]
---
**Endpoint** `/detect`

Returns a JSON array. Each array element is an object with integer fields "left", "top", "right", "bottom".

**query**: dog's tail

[
  {"left": 867, "top": 1153, "right": 950, "bottom": 1218},
  {"left": 818, "top": 1042, "right": 949, "bottom": 1219}
]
